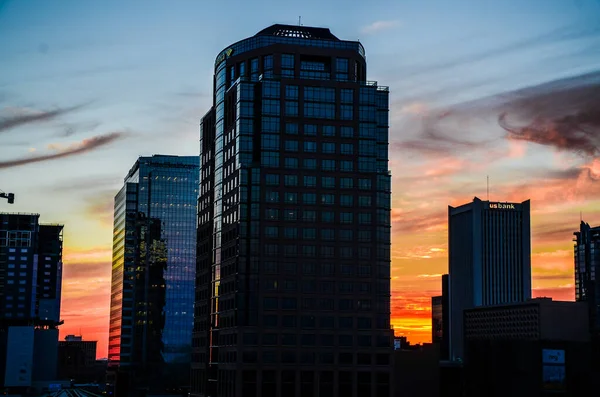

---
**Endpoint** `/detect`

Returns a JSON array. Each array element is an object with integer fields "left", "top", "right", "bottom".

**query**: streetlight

[{"left": 0, "top": 191, "right": 15, "bottom": 204}]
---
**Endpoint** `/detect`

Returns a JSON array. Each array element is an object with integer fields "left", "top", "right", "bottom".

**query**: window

[
  {"left": 340, "top": 105, "right": 353, "bottom": 120},
  {"left": 303, "top": 211, "right": 316, "bottom": 222},
  {"left": 284, "top": 157, "right": 298, "bottom": 169},
  {"left": 285, "top": 85, "right": 298, "bottom": 99},
  {"left": 340, "top": 196, "right": 353, "bottom": 207},
  {"left": 321, "top": 229, "right": 334, "bottom": 240},
  {"left": 341, "top": 143, "right": 354, "bottom": 155},
  {"left": 284, "top": 175, "right": 298, "bottom": 186},
  {"left": 322, "top": 125, "right": 335, "bottom": 136},
  {"left": 304, "top": 86, "right": 335, "bottom": 102},
  {"left": 303, "top": 193, "right": 316, "bottom": 205},
  {"left": 359, "top": 213, "right": 372, "bottom": 224},
  {"left": 263, "top": 315, "right": 278, "bottom": 327},
  {"left": 341, "top": 126, "right": 354, "bottom": 137},
  {"left": 321, "top": 211, "right": 334, "bottom": 222},
  {"left": 262, "top": 80, "right": 279, "bottom": 98},
  {"left": 303, "top": 176, "right": 316, "bottom": 187},
  {"left": 359, "top": 196, "right": 372, "bottom": 206},
  {"left": 359, "top": 178, "right": 372, "bottom": 189},
  {"left": 322, "top": 142, "right": 335, "bottom": 154},
  {"left": 321, "top": 177, "right": 335, "bottom": 188},
  {"left": 284, "top": 228, "right": 298, "bottom": 239},
  {"left": 284, "top": 192, "right": 297, "bottom": 204},
  {"left": 286, "top": 123, "right": 298, "bottom": 134},
  {"left": 336, "top": 58, "right": 349, "bottom": 72},
  {"left": 261, "top": 152, "right": 279, "bottom": 168},
  {"left": 265, "top": 227, "right": 278, "bottom": 238},
  {"left": 340, "top": 177, "right": 353, "bottom": 189},
  {"left": 304, "top": 124, "right": 317, "bottom": 136},
  {"left": 340, "top": 89, "right": 353, "bottom": 103},
  {"left": 285, "top": 101, "right": 298, "bottom": 117},
  {"left": 303, "top": 245, "right": 316, "bottom": 257},
  {"left": 304, "top": 102, "right": 335, "bottom": 119},
  {"left": 282, "top": 54, "right": 295, "bottom": 69},
  {"left": 359, "top": 230, "right": 371, "bottom": 242},
  {"left": 265, "top": 174, "right": 279, "bottom": 186},
  {"left": 304, "top": 141, "right": 317, "bottom": 152},
  {"left": 322, "top": 160, "right": 335, "bottom": 171},
  {"left": 321, "top": 194, "right": 335, "bottom": 205},
  {"left": 303, "top": 228, "right": 316, "bottom": 240},
  {"left": 264, "top": 297, "right": 278, "bottom": 310},
  {"left": 262, "top": 134, "right": 279, "bottom": 150},
  {"left": 303, "top": 158, "right": 317, "bottom": 169},
  {"left": 263, "top": 54, "right": 274, "bottom": 69},
  {"left": 262, "top": 99, "right": 280, "bottom": 115},
  {"left": 285, "top": 140, "right": 298, "bottom": 152},
  {"left": 340, "top": 161, "right": 353, "bottom": 172},
  {"left": 340, "top": 212, "right": 353, "bottom": 223}
]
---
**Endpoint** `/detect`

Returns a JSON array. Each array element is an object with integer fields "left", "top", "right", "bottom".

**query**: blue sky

[{"left": 1, "top": 0, "right": 599, "bottom": 354}]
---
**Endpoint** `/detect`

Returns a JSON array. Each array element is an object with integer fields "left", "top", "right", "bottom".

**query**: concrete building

[
  {"left": 448, "top": 197, "right": 531, "bottom": 360},
  {"left": 193, "top": 24, "right": 392, "bottom": 397},
  {"left": 58, "top": 335, "right": 98, "bottom": 382},
  {"left": 463, "top": 298, "right": 591, "bottom": 396},
  {"left": 0, "top": 213, "right": 64, "bottom": 391}
]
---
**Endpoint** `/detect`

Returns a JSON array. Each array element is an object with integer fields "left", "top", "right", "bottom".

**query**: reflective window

[
  {"left": 322, "top": 125, "right": 335, "bottom": 136},
  {"left": 341, "top": 143, "right": 354, "bottom": 155},
  {"left": 265, "top": 174, "right": 279, "bottom": 186},
  {"left": 341, "top": 89, "right": 353, "bottom": 104},
  {"left": 340, "top": 161, "right": 353, "bottom": 172},
  {"left": 303, "top": 193, "right": 316, "bottom": 204},
  {"left": 284, "top": 157, "right": 298, "bottom": 169},
  {"left": 322, "top": 142, "right": 336, "bottom": 154},
  {"left": 303, "top": 158, "right": 317, "bottom": 169},
  {"left": 285, "top": 122, "right": 298, "bottom": 134},
  {"left": 285, "top": 175, "right": 298, "bottom": 186},
  {"left": 340, "top": 196, "right": 353, "bottom": 207},
  {"left": 304, "top": 141, "right": 317, "bottom": 152},
  {"left": 261, "top": 134, "right": 279, "bottom": 150},
  {"left": 285, "top": 140, "right": 298, "bottom": 152},
  {"left": 262, "top": 99, "right": 280, "bottom": 116},
  {"left": 336, "top": 58, "right": 349, "bottom": 72},
  {"left": 282, "top": 54, "right": 295, "bottom": 69},
  {"left": 262, "top": 117, "right": 280, "bottom": 133},
  {"left": 262, "top": 81, "right": 280, "bottom": 98},
  {"left": 321, "top": 177, "right": 335, "bottom": 188},
  {"left": 304, "top": 124, "right": 317, "bottom": 136},
  {"left": 304, "top": 87, "right": 335, "bottom": 102},
  {"left": 261, "top": 152, "right": 279, "bottom": 167},
  {"left": 340, "top": 105, "right": 353, "bottom": 120},
  {"left": 285, "top": 85, "right": 298, "bottom": 99},
  {"left": 303, "top": 176, "right": 316, "bottom": 187},
  {"left": 341, "top": 126, "right": 354, "bottom": 137},
  {"left": 285, "top": 101, "right": 298, "bottom": 117},
  {"left": 322, "top": 160, "right": 335, "bottom": 171}
]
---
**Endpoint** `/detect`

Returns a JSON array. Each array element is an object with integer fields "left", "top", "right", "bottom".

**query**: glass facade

[
  {"left": 194, "top": 24, "right": 392, "bottom": 397},
  {"left": 574, "top": 222, "right": 600, "bottom": 334},
  {"left": 108, "top": 155, "right": 199, "bottom": 393}
]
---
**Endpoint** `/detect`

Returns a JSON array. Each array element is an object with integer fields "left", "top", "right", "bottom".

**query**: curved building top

[{"left": 214, "top": 24, "right": 365, "bottom": 69}]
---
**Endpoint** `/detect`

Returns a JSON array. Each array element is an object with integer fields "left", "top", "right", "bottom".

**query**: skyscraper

[
  {"left": 431, "top": 274, "right": 449, "bottom": 360},
  {"left": 193, "top": 24, "right": 392, "bottom": 397},
  {"left": 0, "top": 213, "right": 64, "bottom": 388},
  {"left": 574, "top": 221, "right": 600, "bottom": 336},
  {"left": 108, "top": 155, "right": 199, "bottom": 394},
  {"left": 0, "top": 213, "right": 63, "bottom": 325},
  {"left": 448, "top": 197, "right": 531, "bottom": 360}
]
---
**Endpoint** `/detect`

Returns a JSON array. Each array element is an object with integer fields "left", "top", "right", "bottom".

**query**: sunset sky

[{"left": 1, "top": 0, "right": 599, "bottom": 358}]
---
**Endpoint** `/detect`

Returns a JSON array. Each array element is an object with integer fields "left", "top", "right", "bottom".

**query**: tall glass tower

[
  {"left": 574, "top": 221, "right": 600, "bottom": 336},
  {"left": 108, "top": 155, "right": 199, "bottom": 395},
  {"left": 193, "top": 24, "right": 392, "bottom": 397}
]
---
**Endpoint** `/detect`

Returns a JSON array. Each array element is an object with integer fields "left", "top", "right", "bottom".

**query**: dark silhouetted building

[
  {"left": 193, "top": 24, "right": 392, "bottom": 397},
  {"left": 432, "top": 274, "right": 449, "bottom": 360},
  {"left": 463, "top": 298, "right": 591, "bottom": 397},
  {"left": 58, "top": 335, "right": 98, "bottom": 382},
  {"left": 448, "top": 197, "right": 531, "bottom": 360},
  {"left": 0, "top": 213, "right": 64, "bottom": 390},
  {"left": 108, "top": 155, "right": 199, "bottom": 395},
  {"left": 394, "top": 343, "right": 439, "bottom": 397},
  {"left": 574, "top": 221, "right": 600, "bottom": 336}
]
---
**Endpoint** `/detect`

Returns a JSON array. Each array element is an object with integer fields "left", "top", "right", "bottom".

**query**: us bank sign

[
  {"left": 215, "top": 48, "right": 234, "bottom": 65},
  {"left": 489, "top": 202, "right": 516, "bottom": 210}
]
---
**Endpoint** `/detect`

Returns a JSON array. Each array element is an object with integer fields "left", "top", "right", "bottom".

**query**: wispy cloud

[
  {"left": 361, "top": 20, "right": 400, "bottom": 34},
  {"left": 0, "top": 132, "right": 125, "bottom": 169},
  {"left": 0, "top": 104, "right": 88, "bottom": 133}
]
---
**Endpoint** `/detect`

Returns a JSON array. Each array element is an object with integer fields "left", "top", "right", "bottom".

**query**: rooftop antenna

[{"left": 298, "top": 16, "right": 302, "bottom": 26}]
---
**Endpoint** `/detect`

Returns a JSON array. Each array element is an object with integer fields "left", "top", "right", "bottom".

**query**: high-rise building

[
  {"left": 0, "top": 213, "right": 64, "bottom": 389},
  {"left": 574, "top": 221, "right": 600, "bottom": 336},
  {"left": 431, "top": 274, "right": 449, "bottom": 360},
  {"left": 108, "top": 155, "right": 199, "bottom": 394},
  {"left": 448, "top": 197, "right": 531, "bottom": 360},
  {"left": 193, "top": 24, "right": 392, "bottom": 397},
  {"left": 0, "top": 213, "right": 63, "bottom": 325}
]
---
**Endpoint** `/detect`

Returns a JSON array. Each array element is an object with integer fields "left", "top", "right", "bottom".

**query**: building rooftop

[{"left": 255, "top": 24, "right": 340, "bottom": 40}]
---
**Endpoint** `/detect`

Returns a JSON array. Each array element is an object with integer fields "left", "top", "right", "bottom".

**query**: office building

[
  {"left": 431, "top": 274, "right": 449, "bottom": 360},
  {"left": 448, "top": 197, "right": 531, "bottom": 360},
  {"left": 193, "top": 24, "right": 392, "bottom": 397},
  {"left": 58, "top": 335, "right": 98, "bottom": 382},
  {"left": 0, "top": 213, "right": 64, "bottom": 389},
  {"left": 108, "top": 155, "right": 199, "bottom": 395},
  {"left": 463, "top": 298, "right": 591, "bottom": 396},
  {"left": 574, "top": 221, "right": 600, "bottom": 336}
]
